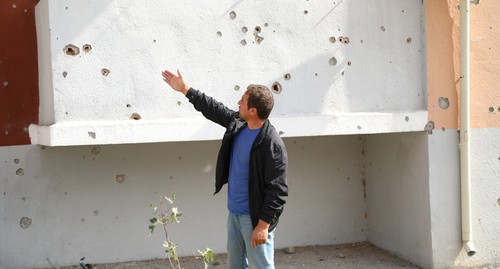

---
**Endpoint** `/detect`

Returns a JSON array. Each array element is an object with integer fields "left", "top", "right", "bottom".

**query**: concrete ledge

[{"left": 29, "top": 111, "right": 428, "bottom": 146}]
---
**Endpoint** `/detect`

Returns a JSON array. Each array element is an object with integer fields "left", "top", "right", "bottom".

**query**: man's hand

[
  {"left": 162, "top": 69, "right": 190, "bottom": 95},
  {"left": 251, "top": 220, "right": 270, "bottom": 248}
]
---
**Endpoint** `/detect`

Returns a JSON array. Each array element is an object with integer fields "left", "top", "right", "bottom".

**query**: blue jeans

[{"left": 227, "top": 213, "right": 275, "bottom": 269}]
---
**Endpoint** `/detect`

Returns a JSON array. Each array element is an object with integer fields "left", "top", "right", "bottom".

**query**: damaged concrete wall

[
  {"left": 29, "top": 0, "right": 426, "bottom": 145},
  {"left": 0, "top": 136, "right": 366, "bottom": 268}
]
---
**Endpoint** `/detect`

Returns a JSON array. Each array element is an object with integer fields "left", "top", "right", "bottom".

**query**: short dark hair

[{"left": 246, "top": 84, "right": 274, "bottom": 120}]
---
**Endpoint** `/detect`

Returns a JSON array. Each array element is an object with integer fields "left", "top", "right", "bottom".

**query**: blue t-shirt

[{"left": 227, "top": 126, "right": 261, "bottom": 215}]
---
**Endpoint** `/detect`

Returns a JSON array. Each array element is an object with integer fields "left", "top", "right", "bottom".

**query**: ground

[{"left": 55, "top": 242, "right": 424, "bottom": 269}]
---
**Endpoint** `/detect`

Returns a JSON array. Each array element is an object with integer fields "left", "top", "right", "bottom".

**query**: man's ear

[{"left": 249, "top": 107, "right": 258, "bottom": 115}]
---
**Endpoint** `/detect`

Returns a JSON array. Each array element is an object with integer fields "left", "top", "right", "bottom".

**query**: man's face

[{"left": 238, "top": 92, "right": 250, "bottom": 120}]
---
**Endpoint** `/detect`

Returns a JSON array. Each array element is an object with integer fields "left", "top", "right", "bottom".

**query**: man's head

[{"left": 238, "top": 84, "right": 274, "bottom": 121}]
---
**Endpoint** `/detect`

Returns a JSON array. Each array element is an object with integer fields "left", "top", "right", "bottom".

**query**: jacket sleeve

[
  {"left": 260, "top": 138, "right": 289, "bottom": 225},
  {"left": 186, "top": 88, "right": 237, "bottom": 128}
]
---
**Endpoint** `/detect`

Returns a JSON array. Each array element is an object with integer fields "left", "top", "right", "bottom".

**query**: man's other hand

[{"left": 251, "top": 220, "right": 270, "bottom": 248}]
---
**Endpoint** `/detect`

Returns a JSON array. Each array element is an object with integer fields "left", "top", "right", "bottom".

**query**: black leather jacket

[{"left": 186, "top": 88, "right": 288, "bottom": 231}]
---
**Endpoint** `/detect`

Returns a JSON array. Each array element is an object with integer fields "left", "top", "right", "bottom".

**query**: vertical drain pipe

[{"left": 459, "top": 0, "right": 476, "bottom": 257}]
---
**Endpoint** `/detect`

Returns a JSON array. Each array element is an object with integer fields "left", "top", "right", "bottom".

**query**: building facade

[{"left": 0, "top": 0, "right": 498, "bottom": 268}]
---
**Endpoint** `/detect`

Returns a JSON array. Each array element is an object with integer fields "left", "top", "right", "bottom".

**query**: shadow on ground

[{"left": 51, "top": 242, "right": 422, "bottom": 269}]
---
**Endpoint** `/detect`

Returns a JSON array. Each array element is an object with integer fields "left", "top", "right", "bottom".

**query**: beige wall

[{"left": 427, "top": 0, "right": 500, "bottom": 129}]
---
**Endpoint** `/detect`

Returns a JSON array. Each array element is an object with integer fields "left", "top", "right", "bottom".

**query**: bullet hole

[
  {"left": 254, "top": 26, "right": 261, "bottom": 33},
  {"left": 216, "top": 31, "right": 222, "bottom": 37},
  {"left": 240, "top": 39, "right": 247, "bottom": 46},
  {"left": 88, "top": 132, "right": 96, "bottom": 139},
  {"left": 315, "top": 73, "right": 318, "bottom": 76},
  {"left": 101, "top": 68, "right": 110, "bottom": 76},
  {"left": 405, "top": 116, "right": 410, "bottom": 122},
  {"left": 116, "top": 174, "right": 125, "bottom": 183},
  {"left": 329, "top": 37, "right": 336, "bottom": 43},
  {"left": 406, "top": 37, "right": 412, "bottom": 44},
  {"left": 153, "top": 39, "right": 157, "bottom": 43},
  {"left": 126, "top": 104, "right": 131, "bottom": 108},
  {"left": 64, "top": 192, "right": 68, "bottom": 195},
  {"left": 357, "top": 126, "right": 362, "bottom": 130},
  {"left": 329, "top": 57, "right": 337, "bottom": 65},
  {"left": 14, "top": 159, "right": 19, "bottom": 164},
  {"left": 242, "top": 27, "right": 248, "bottom": 33},
  {"left": 255, "top": 35, "right": 264, "bottom": 44},
  {"left": 380, "top": 26, "right": 386, "bottom": 32},
  {"left": 20, "top": 217, "right": 32, "bottom": 229},
  {"left": 264, "top": 23, "right": 269, "bottom": 27},
  {"left": 271, "top": 82, "right": 282, "bottom": 94},
  {"left": 177, "top": 101, "right": 181, "bottom": 106},
  {"left": 63, "top": 44, "right": 80, "bottom": 56},
  {"left": 360, "top": 40, "right": 364, "bottom": 43},
  {"left": 22, "top": 197, "right": 26, "bottom": 201},
  {"left": 93, "top": 210, "right": 99, "bottom": 216},
  {"left": 16, "top": 168, "right": 24, "bottom": 176},
  {"left": 229, "top": 11, "right": 237, "bottom": 20},
  {"left": 488, "top": 107, "right": 495, "bottom": 113},
  {"left": 65, "top": 6, "right": 68, "bottom": 10},
  {"left": 81, "top": 218, "right": 85, "bottom": 222},
  {"left": 83, "top": 44, "right": 92, "bottom": 52},
  {"left": 131, "top": 113, "right": 141, "bottom": 120},
  {"left": 12, "top": 3, "right": 17, "bottom": 8},
  {"left": 439, "top": 97, "right": 450, "bottom": 109},
  {"left": 3, "top": 81, "right": 8, "bottom": 88},
  {"left": 339, "top": 36, "right": 350, "bottom": 44},
  {"left": 347, "top": 61, "right": 352, "bottom": 66},
  {"left": 62, "top": 71, "right": 68, "bottom": 78},
  {"left": 342, "top": 71, "right": 345, "bottom": 76},
  {"left": 91, "top": 146, "right": 101, "bottom": 155},
  {"left": 284, "top": 73, "right": 291, "bottom": 80},
  {"left": 234, "top": 85, "right": 240, "bottom": 91},
  {"left": 425, "top": 121, "right": 435, "bottom": 134},
  {"left": 304, "top": 10, "right": 309, "bottom": 14},
  {"left": 402, "top": 9, "right": 405, "bottom": 13}
]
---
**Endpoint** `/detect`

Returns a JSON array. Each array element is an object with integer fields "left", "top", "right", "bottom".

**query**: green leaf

[
  {"left": 199, "top": 248, "right": 214, "bottom": 269},
  {"left": 150, "top": 217, "right": 158, "bottom": 224}
]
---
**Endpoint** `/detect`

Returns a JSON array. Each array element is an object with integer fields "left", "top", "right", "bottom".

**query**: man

[{"left": 162, "top": 69, "right": 288, "bottom": 269}]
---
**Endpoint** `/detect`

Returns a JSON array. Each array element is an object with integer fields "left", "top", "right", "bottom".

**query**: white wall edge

[{"left": 28, "top": 111, "right": 428, "bottom": 146}]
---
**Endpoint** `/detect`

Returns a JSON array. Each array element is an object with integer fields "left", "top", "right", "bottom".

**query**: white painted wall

[
  {"left": 2, "top": 130, "right": 499, "bottom": 268},
  {"left": 427, "top": 130, "right": 462, "bottom": 269},
  {"left": 364, "top": 132, "right": 433, "bottom": 269},
  {"left": 428, "top": 129, "right": 500, "bottom": 269},
  {"left": 0, "top": 135, "right": 366, "bottom": 268},
  {"left": 30, "top": 0, "right": 427, "bottom": 145}
]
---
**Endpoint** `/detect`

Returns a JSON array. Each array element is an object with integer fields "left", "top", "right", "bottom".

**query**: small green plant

[
  {"left": 148, "top": 192, "right": 213, "bottom": 269},
  {"left": 198, "top": 248, "right": 215, "bottom": 269}
]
